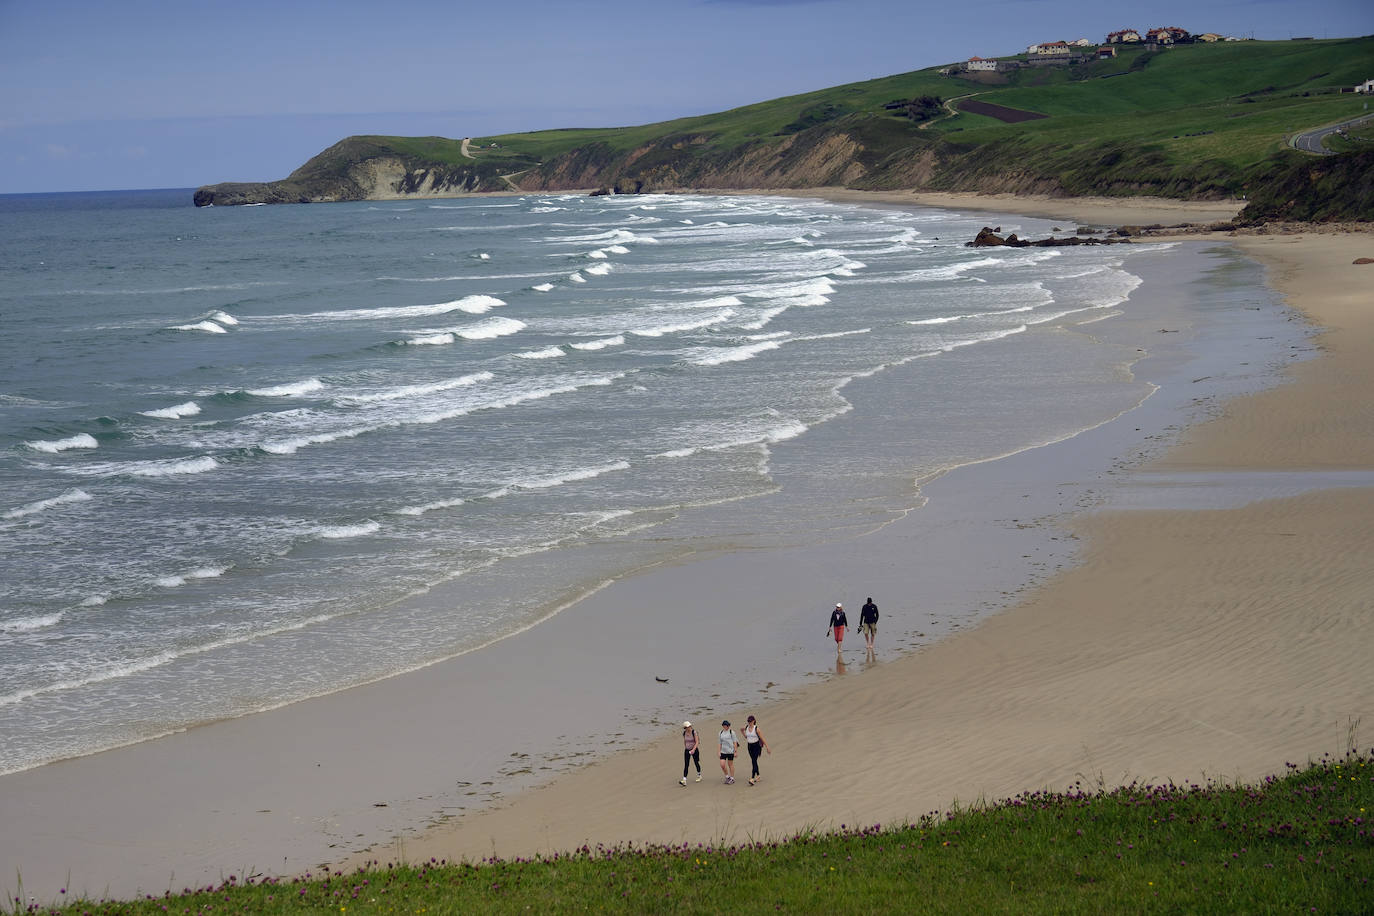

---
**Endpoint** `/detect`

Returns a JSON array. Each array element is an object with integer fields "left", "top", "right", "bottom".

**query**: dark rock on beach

[{"left": 967, "top": 226, "right": 1131, "bottom": 248}]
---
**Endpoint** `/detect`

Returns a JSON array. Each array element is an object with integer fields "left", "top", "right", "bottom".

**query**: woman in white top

[{"left": 743, "top": 714, "right": 771, "bottom": 785}]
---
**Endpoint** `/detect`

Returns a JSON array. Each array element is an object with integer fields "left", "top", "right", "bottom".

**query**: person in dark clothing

[{"left": 859, "top": 597, "right": 879, "bottom": 651}]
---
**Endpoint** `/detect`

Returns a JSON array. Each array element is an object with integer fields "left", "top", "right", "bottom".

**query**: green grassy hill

[{"left": 195, "top": 36, "right": 1374, "bottom": 213}]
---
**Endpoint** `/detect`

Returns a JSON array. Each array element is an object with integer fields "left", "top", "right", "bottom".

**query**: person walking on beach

[
  {"left": 827, "top": 602, "right": 847, "bottom": 654},
  {"left": 859, "top": 596, "right": 879, "bottom": 652},
  {"left": 743, "top": 714, "right": 771, "bottom": 785},
  {"left": 718, "top": 719, "right": 739, "bottom": 784},
  {"left": 680, "top": 721, "right": 703, "bottom": 786}
]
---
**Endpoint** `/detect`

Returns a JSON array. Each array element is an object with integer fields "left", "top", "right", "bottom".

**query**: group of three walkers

[{"left": 680, "top": 715, "right": 770, "bottom": 786}]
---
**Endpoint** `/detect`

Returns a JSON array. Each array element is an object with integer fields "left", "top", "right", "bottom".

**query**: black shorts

[{"left": 720, "top": 753, "right": 735, "bottom": 761}]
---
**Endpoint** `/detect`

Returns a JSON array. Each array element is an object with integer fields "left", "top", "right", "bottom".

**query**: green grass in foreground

[{"left": 18, "top": 751, "right": 1373, "bottom": 914}]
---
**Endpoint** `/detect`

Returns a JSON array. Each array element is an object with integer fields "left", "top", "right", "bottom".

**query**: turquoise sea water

[{"left": 0, "top": 190, "right": 1284, "bottom": 775}]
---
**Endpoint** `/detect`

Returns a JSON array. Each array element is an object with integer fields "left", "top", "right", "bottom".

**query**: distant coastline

[{"left": 192, "top": 37, "right": 1374, "bottom": 222}]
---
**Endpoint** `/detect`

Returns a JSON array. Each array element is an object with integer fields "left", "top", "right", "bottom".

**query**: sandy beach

[
  {"left": 339, "top": 198, "right": 1374, "bottom": 867},
  {"left": 3, "top": 193, "right": 1371, "bottom": 903}
]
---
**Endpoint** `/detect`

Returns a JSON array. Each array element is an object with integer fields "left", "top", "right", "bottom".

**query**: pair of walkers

[
  {"left": 827, "top": 597, "right": 879, "bottom": 653},
  {"left": 681, "top": 715, "right": 770, "bottom": 786}
]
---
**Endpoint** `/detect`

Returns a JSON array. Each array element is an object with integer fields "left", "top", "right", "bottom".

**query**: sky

[{"left": 2, "top": 0, "right": 1371, "bottom": 194}]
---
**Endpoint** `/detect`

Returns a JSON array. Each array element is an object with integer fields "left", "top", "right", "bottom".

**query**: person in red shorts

[{"left": 827, "top": 602, "right": 847, "bottom": 655}]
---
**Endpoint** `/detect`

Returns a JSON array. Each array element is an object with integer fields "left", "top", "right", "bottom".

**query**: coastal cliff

[{"left": 193, "top": 136, "right": 526, "bottom": 206}]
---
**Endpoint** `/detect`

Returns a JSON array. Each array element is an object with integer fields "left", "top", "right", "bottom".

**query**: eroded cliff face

[
  {"left": 197, "top": 120, "right": 1153, "bottom": 206},
  {"left": 517, "top": 130, "right": 880, "bottom": 194},
  {"left": 193, "top": 133, "right": 519, "bottom": 206},
  {"left": 351, "top": 158, "right": 486, "bottom": 198}
]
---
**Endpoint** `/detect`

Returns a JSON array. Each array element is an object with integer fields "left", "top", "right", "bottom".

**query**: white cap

[
  {"left": 836, "top": 602, "right": 843, "bottom": 608},
  {"left": 682, "top": 721, "right": 692, "bottom": 729}
]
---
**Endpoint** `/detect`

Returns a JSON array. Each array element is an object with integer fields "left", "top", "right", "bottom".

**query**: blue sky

[{"left": 2, "top": 0, "right": 1370, "bottom": 194}]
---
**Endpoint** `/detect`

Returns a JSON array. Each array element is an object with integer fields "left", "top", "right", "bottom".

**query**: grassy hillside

[
  {"left": 195, "top": 36, "right": 1374, "bottom": 211},
  {"left": 458, "top": 36, "right": 1373, "bottom": 201}
]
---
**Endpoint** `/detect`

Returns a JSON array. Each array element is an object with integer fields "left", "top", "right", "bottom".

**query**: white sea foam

[
  {"left": 4, "top": 488, "right": 94, "bottom": 519},
  {"left": 506, "top": 460, "right": 630, "bottom": 492},
  {"left": 517, "top": 346, "right": 565, "bottom": 360},
  {"left": 570, "top": 336, "right": 625, "bottom": 350},
  {"left": 315, "top": 521, "right": 381, "bottom": 539},
  {"left": 154, "top": 565, "right": 231, "bottom": 588},
  {"left": 457, "top": 316, "right": 526, "bottom": 340},
  {"left": 903, "top": 256, "right": 1002, "bottom": 282},
  {"left": 126, "top": 456, "right": 220, "bottom": 477},
  {"left": 261, "top": 425, "right": 372, "bottom": 455},
  {"left": 406, "top": 316, "right": 526, "bottom": 346},
  {"left": 56, "top": 455, "right": 220, "bottom": 479},
  {"left": 742, "top": 277, "right": 835, "bottom": 301},
  {"left": 631, "top": 309, "right": 735, "bottom": 337},
  {"left": 406, "top": 332, "right": 458, "bottom": 346},
  {"left": 408, "top": 375, "right": 621, "bottom": 426},
  {"left": 140, "top": 401, "right": 201, "bottom": 419},
  {"left": 585, "top": 263, "right": 611, "bottom": 276},
  {"left": 587, "top": 250, "right": 609, "bottom": 259},
  {"left": 569, "top": 272, "right": 587, "bottom": 283},
  {"left": 172, "top": 320, "right": 229, "bottom": 333},
  {"left": 0, "top": 613, "right": 65, "bottom": 634},
  {"left": 656, "top": 418, "right": 809, "bottom": 459},
  {"left": 280, "top": 296, "right": 506, "bottom": 322},
  {"left": 396, "top": 496, "right": 466, "bottom": 517},
  {"left": 207, "top": 310, "right": 239, "bottom": 327},
  {"left": 735, "top": 306, "right": 791, "bottom": 331},
  {"left": 25, "top": 434, "right": 98, "bottom": 453},
  {"left": 689, "top": 339, "right": 782, "bottom": 366},
  {"left": 606, "top": 245, "right": 630, "bottom": 254},
  {"left": 248, "top": 379, "right": 325, "bottom": 398},
  {"left": 532, "top": 283, "right": 555, "bottom": 292},
  {"left": 339, "top": 371, "right": 493, "bottom": 404},
  {"left": 797, "top": 328, "right": 872, "bottom": 342},
  {"left": 689, "top": 295, "right": 743, "bottom": 310},
  {"left": 941, "top": 325, "right": 1028, "bottom": 352},
  {"left": 79, "top": 595, "right": 107, "bottom": 607}
]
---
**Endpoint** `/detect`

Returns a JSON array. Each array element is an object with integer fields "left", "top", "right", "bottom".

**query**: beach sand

[
  {"left": 336, "top": 201, "right": 1374, "bottom": 869},
  {"left": 3, "top": 193, "right": 1371, "bottom": 903}
]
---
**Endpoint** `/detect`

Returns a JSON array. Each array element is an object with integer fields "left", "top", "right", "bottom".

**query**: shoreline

[
  {"left": 334, "top": 199, "right": 1374, "bottom": 866},
  {"left": 2, "top": 192, "right": 1370, "bottom": 903}
]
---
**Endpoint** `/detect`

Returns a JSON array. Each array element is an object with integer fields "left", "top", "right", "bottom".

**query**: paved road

[{"left": 1290, "top": 112, "right": 1374, "bottom": 154}]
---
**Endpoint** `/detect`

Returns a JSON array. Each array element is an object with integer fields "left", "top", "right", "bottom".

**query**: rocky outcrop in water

[{"left": 967, "top": 226, "right": 1132, "bottom": 247}]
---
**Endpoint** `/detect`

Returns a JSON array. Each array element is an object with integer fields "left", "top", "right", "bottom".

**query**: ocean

[{"left": 0, "top": 189, "right": 1294, "bottom": 778}]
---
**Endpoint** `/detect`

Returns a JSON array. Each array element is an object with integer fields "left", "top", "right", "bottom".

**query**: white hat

[
  {"left": 682, "top": 721, "right": 692, "bottom": 729},
  {"left": 836, "top": 602, "right": 843, "bottom": 608}
]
